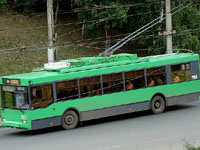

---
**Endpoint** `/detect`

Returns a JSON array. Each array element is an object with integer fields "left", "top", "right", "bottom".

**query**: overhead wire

[
  {"left": 0, "top": 10, "right": 160, "bottom": 33},
  {"left": 58, "top": 10, "right": 160, "bottom": 38},
  {"left": 0, "top": 1, "right": 162, "bottom": 20},
  {"left": 0, "top": 1, "right": 199, "bottom": 77},
  {"left": 100, "top": 0, "right": 194, "bottom": 57},
  {"left": 1, "top": 1, "right": 198, "bottom": 39},
  {"left": 1, "top": 26, "right": 200, "bottom": 53},
  {"left": 18, "top": 20, "right": 199, "bottom": 45},
  {"left": 0, "top": 1, "right": 199, "bottom": 55}
]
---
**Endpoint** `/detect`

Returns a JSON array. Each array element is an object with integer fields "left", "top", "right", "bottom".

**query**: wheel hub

[
  {"left": 65, "top": 115, "right": 74, "bottom": 125},
  {"left": 155, "top": 101, "right": 160, "bottom": 109}
]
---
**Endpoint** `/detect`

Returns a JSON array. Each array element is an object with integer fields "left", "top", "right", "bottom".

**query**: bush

[{"left": 185, "top": 142, "right": 200, "bottom": 150}]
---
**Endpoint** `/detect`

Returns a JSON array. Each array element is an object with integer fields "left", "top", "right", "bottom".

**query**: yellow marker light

[
  {"left": 50, "top": 122, "right": 54, "bottom": 126},
  {"left": 194, "top": 97, "right": 198, "bottom": 100}
]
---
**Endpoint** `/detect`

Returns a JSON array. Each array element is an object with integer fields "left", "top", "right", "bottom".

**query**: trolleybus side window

[
  {"left": 56, "top": 80, "right": 78, "bottom": 101},
  {"left": 125, "top": 70, "right": 145, "bottom": 90},
  {"left": 147, "top": 67, "right": 166, "bottom": 87},
  {"left": 80, "top": 76, "right": 101, "bottom": 97},
  {"left": 31, "top": 84, "right": 53, "bottom": 109},
  {"left": 90, "top": 76, "right": 101, "bottom": 96},
  {"left": 80, "top": 78, "right": 90, "bottom": 97},
  {"left": 171, "top": 63, "right": 190, "bottom": 83},
  {"left": 103, "top": 73, "right": 123, "bottom": 94}
]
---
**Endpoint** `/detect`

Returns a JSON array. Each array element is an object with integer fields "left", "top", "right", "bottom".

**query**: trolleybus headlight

[{"left": 22, "top": 120, "right": 27, "bottom": 124}]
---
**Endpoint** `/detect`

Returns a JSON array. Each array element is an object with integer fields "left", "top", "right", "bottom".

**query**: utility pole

[
  {"left": 47, "top": 0, "right": 56, "bottom": 63},
  {"left": 159, "top": 0, "right": 176, "bottom": 54},
  {"left": 165, "top": 0, "right": 173, "bottom": 54}
]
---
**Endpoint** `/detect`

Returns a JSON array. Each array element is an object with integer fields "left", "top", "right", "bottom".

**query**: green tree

[
  {"left": 0, "top": 0, "right": 7, "bottom": 9},
  {"left": 74, "top": 0, "right": 130, "bottom": 32},
  {"left": 74, "top": 0, "right": 200, "bottom": 54}
]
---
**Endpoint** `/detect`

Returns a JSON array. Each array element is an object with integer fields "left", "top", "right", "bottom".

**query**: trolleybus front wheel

[
  {"left": 61, "top": 110, "right": 79, "bottom": 130},
  {"left": 151, "top": 96, "right": 165, "bottom": 114}
]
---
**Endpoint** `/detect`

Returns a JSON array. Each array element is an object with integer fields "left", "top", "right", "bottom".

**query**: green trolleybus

[{"left": 1, "top": 52, "right": 200, "bottom": 130}]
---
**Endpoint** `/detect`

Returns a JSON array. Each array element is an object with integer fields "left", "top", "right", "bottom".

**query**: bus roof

[{"left": 0, "top": 53, "right": 199, "bottom": 86}]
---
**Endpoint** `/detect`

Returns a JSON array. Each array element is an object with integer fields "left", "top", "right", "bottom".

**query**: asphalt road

[{"left": 1, "top": 101, "right": 200, "bottom": 150}]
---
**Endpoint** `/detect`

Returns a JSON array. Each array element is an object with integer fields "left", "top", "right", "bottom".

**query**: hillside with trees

[{"left": 0, "top": 0, "right": 200, "bottom": 76}]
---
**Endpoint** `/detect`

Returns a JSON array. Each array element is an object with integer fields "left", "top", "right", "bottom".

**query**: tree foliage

[
  {"left": 74, "top": 0, "right": 200, "bottom": 54},
  {"left": 1, "top": 0, "right": 200, "bottom": 54},
  {"left": 0, "top": 0, "right": 7, "bottom": 9},
  {"left": 74, "top": 0, "right": 130, "bottom": 31}
]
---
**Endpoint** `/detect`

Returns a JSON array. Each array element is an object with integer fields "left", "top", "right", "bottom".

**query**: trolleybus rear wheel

[
  {"left": 151, "top": 96, "right": 165, "bottom": 114},
  {"left": 62, "top": 110, "right": 78, "bottom": 130}
]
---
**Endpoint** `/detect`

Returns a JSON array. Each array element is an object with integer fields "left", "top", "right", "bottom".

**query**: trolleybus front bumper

[{"left": 1, "top": 120, "right": 30, "bottom": 130}]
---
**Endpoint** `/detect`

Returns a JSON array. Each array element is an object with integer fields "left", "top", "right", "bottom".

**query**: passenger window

[
  {"left": 31, "top": 84, "right": 53, "bottom": 109},
  {"left": 90, "top": 76, "right": 101, "bottom": 96},
  {"left": 56, "top": 80, "right": 78, "bottom": 101},
  {"left": 80, "top": 76, "right": 101, "bottom": 97},
  {"left": 103, "top": 73, "right": 123, "bottom": 94},
  {"left": 80, "top": 78, "right": 90, "bottom": 97},
  {"left": 125, "top": 70, "right": 145, "bottom": 90},
  {"left": 147, "top": 67, "right": 166, "bottom": 87},
  {"left": 171, "top": 63, "right": 190, "bottom": 83}
]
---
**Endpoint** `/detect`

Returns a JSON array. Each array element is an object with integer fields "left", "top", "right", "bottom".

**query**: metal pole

[
  {"left": 47, "top": 0, "right": 56, "bottom": 63},
  {"left": 166, "top": 0, "right": 173, "bottom": 54}
]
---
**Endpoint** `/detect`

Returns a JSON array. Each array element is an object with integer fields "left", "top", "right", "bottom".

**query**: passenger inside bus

[
  {"left": 148, "top": 77, "right": 155, "bottom": 87},
  {"left": 156, "top": 76, "right": 164, "bottom": 85},
  {"left": 173, "top": 73, "right": 180, "bottom": 83},
  {"left": 72, "top": 87, "right": 79, "bottom": 98},
  {"left": 95, "top": 90, "right": 100, "bottom": 95},
  {"left": 31, "top": 85, "right": 53, "bottom": 109},
  {"left": 94, "top": 85, "right": 101, "bottom": 96},
  {"left": 81, "top": 86, "right": 88, "bottom": 97},
  {"left": 31, "top": 88, "right": 40, "bottom": 100},
  {"left": 126, "top": 80, "right": 134, "bottom": 90}
]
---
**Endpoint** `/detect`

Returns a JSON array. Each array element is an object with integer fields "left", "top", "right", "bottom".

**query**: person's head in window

[
  {"left": 95, "top": 90, "right": 100, "bottom": 95},
  {"left": 148, "top": 77, "right": 155, "bottom": 87},
  {"left": 156, "top": 76, "right": 163, "bottom": 85},
  {"left": 173, "top": 73, "right": 180, "bottom": 83},
  {"left": 32, "top": 88, "right": 36, "bottom": 96},
  {"left": 32, "top": 88, "right": 39, "bottom": 100},
  {"left": 126, "top": 80, "right": 134, "bottom": 90}
]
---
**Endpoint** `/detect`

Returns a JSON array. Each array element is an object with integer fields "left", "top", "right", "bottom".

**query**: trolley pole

[
  {"left": 166, "top": 0, "right": 173, "bottom": 54},
  {"left": 47, "top": 0, "right": 56, "bottom": 63}
]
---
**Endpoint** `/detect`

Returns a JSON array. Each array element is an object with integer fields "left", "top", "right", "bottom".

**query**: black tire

[
  {"left": 61, "top": 110, "right": 79, "bottom": 130},
  {"left": 151, "top": 96, "right": 165, "bottom": 114}
]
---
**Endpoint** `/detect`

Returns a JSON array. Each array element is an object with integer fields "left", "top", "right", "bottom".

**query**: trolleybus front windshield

[{"left": 2, "top": 86, "right": 29, "bottom": 109}]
